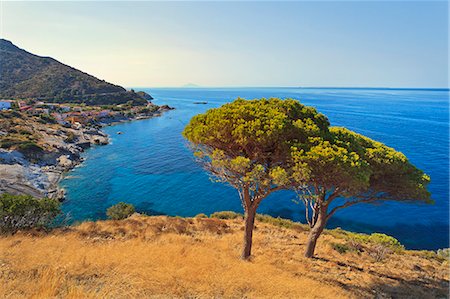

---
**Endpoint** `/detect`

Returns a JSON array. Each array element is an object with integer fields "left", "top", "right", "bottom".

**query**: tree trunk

[
  {"left": 304, "top": 208, "right": 327, "bottom": 258},
  {"left": 241, "top": 205, "right": 257, "bottom": 260}
]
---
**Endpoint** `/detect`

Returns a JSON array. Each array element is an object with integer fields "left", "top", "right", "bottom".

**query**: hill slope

[
  {"left": 0, "top": 215, "right": 447, "bottom": 298},
  {"left": 0, "top": 39, "right": 150, "bottom": 105}
]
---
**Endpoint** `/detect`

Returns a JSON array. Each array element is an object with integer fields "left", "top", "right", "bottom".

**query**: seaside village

[{"left": 0, "top": 99, "right": 160, "bottom": 129}]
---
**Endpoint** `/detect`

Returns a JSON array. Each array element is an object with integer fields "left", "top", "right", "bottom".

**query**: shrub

[
  {"left": 367, "top": 233, "right": 404, "bottom": 251},
  {"left": 106, "top": 202, "right": 135, "bottom": 220},
  {"left": 327, "top": 229, "right": 404, "bottom": 253},
  {"left": 0, "top": 193, "right": 61, "bottom": 233},
  {"left": 65, "top": 131, "right": 77, "bottom": 143},
  {"left": 331, "top": 243, "right": 351, "bottom": 254},
  {"left": 38, "top": 114, "right": 56, "bottom": 124},
  {"left": 436, "top": 248, "right": 450, "bottom": 261},
  {"left": 210, "top": 211, "right": 243, "bottom": 219},
  {"left": 194, "top": 213, "right": 208, "bottom": 218},
  {"left": 368, "top": 244, "right": 391, "bottom": 262}
]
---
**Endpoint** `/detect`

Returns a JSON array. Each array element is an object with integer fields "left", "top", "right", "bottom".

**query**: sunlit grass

[{"left": 0, "top": 214, "right": 448, "bottom": 298}]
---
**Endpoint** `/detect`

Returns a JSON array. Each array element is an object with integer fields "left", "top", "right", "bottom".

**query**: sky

[{"left": 1, "top": 1, "right": 448, "bottom": 88}]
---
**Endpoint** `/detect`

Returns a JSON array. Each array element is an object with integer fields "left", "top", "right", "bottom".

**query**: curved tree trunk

[
  {"left": 241, "top": 205, "right": 257, "bottom": 260},
  {"left": 304, "top": 208, "right": 327, "bottom": 258}
]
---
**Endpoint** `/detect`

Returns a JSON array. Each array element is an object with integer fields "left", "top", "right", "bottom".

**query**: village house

[{"left": 0, "top": 101, "right": 12, "bottom": 110}]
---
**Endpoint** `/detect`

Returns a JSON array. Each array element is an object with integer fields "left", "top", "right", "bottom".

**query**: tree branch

[{"left": 326, "top": 197, "right": 381, "bottom": 220}]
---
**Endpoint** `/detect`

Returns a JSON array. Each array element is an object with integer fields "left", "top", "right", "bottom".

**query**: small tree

[
  {"left": 292, "top": 127, "right": 431, "bottom": 258},
  {"left": 183, "top": 98, "right": 329, "bottom": 259},
  {"left": 0, "top": 193, "right": 61, "bottom": 233},
  {"left": 106, "top": 202, "right": 135, "bottom": 220}
]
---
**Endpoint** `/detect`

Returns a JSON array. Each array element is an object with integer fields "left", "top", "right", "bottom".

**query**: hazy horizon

[{"left": 2, "top": 1, "right": 448, "bottom": 88}]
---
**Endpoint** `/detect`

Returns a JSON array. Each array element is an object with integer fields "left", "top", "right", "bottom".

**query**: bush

[
  {"left": 194, "top": 213, "right": 208, "bottom": 219},
  {"left": 210, "top": 211, "right": 243, "bottom": 219},
  {"left": 0, "top": 193, "right": 61, "bottom": 233},
  {"left": 106, "top": 202, "right": 135, "bottom": 220},
  {"left": 367, "top": 233, "right": 404, "bottom": 252},
  {"left": 331, "top": 243, "right": 351, "bottom": 254},
  {"left": 436, "top": 248, "right": 450, "bottom": 261},
  {"left": 368, "top": 244, "right": 391, "bottom": 262},
  {"left": 65, "top": 131, "right": 76, "bottom": 143},
  {"left": 327, "top": 229, "right": 404, "bottom": 253},
  {"left": 38, "top": 114, "right": 56, "bottom": 124}
]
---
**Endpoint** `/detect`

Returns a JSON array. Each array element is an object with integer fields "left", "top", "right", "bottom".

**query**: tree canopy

[
  {"left": 183, "top": 97, "right": 431, "bottom": 259},
  {"left": 183, "top": 97, "right": 330, "bottom": 259},
  {"left": 291, "top": 127, "right": 431, "bottom": 257}
]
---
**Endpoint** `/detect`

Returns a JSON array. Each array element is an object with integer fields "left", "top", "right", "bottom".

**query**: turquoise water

[{"left": 60, "top": 87, "right": 449, "bottom": 250}]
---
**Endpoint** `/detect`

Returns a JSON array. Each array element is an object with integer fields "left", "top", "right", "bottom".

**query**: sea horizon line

[{"left": 128, "top": 86, "right": 450, "bottom": 91}]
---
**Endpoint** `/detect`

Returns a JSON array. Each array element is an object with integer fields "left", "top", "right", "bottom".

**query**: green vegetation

[
  {"left": 331, "top": 242, "right": 353, "bottom": 254},
  {"left": 210, "top": 211, "right": 243, "bottom": 219},
  {"left": 327, "top": 229, "right": 404, "bottom": 252},
  {"left": 0, "top": 39, "right": 149, "bottom": 106},
  {"left": 291, "top": 125, "right": 430, "bottom": 257},
  {"left": 183, "top": 98, "right": 328, "bottom": 259},
  {"left": 106, "top": 202, "right": 136, "bottom": 220},
  {"left": 194, "top": 213, "right": 208, "bottom": 218},
  {"left": 65, "top": 131, "right": 76, "bottom": 143},
  {"left": 0, "top": 193, "right": 61, "bottom": 233},
  {"left": 183, "top": 97, "right": 431, "bottom": 260},
  {"left": 37, "top": 114, "right": 57, "bottom": 124}
]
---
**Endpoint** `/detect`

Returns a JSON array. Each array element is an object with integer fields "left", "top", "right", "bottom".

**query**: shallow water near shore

[{"left": 60, "top": 87, "right": 449, "bottom": 250}]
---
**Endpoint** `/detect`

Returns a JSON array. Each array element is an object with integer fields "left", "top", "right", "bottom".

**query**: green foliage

[
  {"left": 38, "top": 114, "right": 56, "bottom": 124},
  {"left": 0, "top": 193, "right": 61, "bottom": 233},
  {"left": 437, "top": 248, "right": 450, "bottom": 261},
  {"left": 410, "top": 248, "right": 450, "bottom": 262},
  {"left": 327, "top": 228, "right": 404, "bottom": 252},
  {"left": 65, "top": 131, "right": 76, "bottom": 143},
  {"left": 331, "top": 242, "right": 352, "bottom": 254},
  {"left": 367, "top": 233, "right": 404, "bottom": 251},
  {"left": 183, "top": 97, "right": 329, "bottom": 195},
  {"left": 292, "top": 126, "right": 431, "bottom": 203},
  {"left": 139, "top": 105, "right": 159, "bottom": 114},
  {"left": 194, "top": 213, "right": 208, "bottom": 218},
  {"left": 210, "top": 211, "right": 243, "bottom": 219},
  {"left": 0, "top": 39, "right": 149, "bottom": 106},
  {"left": 106, "top": 202, "right": 135, "bottom": 220}
]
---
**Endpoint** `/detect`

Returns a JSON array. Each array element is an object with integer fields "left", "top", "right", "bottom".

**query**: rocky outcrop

[
  {"left": 0, "top": 108, "right": 174, "bottom": 200},
  {"left": 0, "top": 126, "right": 110, "bottom": 200}
]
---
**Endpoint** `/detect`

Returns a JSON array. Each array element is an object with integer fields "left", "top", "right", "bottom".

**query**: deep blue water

[{"left": 60, "top": 88, "right": 449, "bottom": 250}]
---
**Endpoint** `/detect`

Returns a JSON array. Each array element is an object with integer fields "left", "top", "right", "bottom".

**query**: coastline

[{"left": 0, "top": 106, "right": 174, "bottom": 201}]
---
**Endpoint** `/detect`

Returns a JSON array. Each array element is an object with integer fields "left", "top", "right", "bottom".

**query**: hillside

[
  {"left": 0, "top": 39, "right": 150, "bottom": 106},
  {"left": 0, "top": 214, "right": 448, "bottom": 298}
]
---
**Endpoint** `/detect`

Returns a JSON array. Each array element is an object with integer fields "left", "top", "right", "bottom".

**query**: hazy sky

[{"left": 1, "top": 1, "right": 448, "bottom": 88}]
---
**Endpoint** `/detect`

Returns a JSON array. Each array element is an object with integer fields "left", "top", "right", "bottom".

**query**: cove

[{"left": 60, "top": 87, "right": 449, "bottom": 250}]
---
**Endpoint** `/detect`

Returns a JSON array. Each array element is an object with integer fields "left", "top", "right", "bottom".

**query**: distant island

[
  {"left": 0, "top": 39, "right": 151, "bottom": 106},
  {"left": 182, "top": 83, "right": 201, "bottom": 88}
]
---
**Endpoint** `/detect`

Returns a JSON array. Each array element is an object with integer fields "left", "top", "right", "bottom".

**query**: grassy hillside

[
  {"left": 0, "top": 214, "right": 447, "bottom": 298},
  {"left": 0, "top": 39, "right": 149, "bottom": 106}
]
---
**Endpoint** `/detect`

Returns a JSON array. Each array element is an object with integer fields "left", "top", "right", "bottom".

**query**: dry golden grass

[{"left": 0, "top": 215, "right": 448, "bottom": 298}]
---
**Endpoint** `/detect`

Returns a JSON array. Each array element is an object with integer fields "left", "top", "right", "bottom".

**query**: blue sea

[{"left": 60, "top": 88, "right": 449, "bottom": 250}]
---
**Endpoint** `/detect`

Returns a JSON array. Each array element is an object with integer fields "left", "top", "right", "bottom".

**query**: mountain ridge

[{"left": 0, "top": 39, "right": 151, "bottom": 106}]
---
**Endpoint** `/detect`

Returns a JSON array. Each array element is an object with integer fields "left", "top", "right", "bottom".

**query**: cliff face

[{"left": 0, "top": 39, "right": 150, "bottom": 105}]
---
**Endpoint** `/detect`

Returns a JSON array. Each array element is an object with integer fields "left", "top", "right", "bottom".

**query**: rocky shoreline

[{"left": 0, "top": 106, "right": 173, "bottom": 201}]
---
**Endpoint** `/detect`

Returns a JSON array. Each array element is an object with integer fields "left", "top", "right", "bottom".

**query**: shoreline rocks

[{"left": 0, "top": 107, "right": 173, "bottom": 201}]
